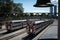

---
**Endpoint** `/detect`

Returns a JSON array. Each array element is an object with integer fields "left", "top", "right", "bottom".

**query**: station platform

[{"left": 33, "top": 19, "right": 58, "bottom": 40}]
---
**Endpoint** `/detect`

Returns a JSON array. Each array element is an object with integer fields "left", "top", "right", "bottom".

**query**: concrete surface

[{"left": 33, "top": 19, "right": 58, "bottom": 40}]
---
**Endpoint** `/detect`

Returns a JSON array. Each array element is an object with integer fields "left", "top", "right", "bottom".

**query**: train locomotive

[{"left": 26, "top": 19, "right": 54, "bottom": 35}]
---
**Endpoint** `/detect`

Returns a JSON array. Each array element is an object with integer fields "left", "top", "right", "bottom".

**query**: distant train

[
  {"left": 5, "top": 20, "right": 27, "bottom": 31},
  {"left": 26, "top": 19, "right": 54, "bottom": 35}
]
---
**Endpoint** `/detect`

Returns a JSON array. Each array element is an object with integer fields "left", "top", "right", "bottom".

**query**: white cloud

[
  {"left": 24, "top": 10, "right": 49, "bottom": 13},
  {"left": 51, "top": 0, "right": 58, "bottom": 2}
]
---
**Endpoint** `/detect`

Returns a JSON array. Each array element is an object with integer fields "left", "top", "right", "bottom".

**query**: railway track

[
  {"left": 0, "top": 28, "right": 26, "bottom": 40},
  {"left": 0, "top": 25, "right": 26, "bottom": 37},
  {"left": 0, "top": 28, "right": 23, "bottom": 37}
]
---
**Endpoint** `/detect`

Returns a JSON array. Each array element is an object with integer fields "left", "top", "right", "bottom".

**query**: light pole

[{"left": 54, "top": 5, "right": 57, "bottom": 18}]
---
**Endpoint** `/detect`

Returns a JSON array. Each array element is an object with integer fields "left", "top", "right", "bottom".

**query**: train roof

[
  {"left": 10, "top": 20, "right": 27, "bottom": 22},
  {"left": 34, "top": 19, "right": 50, "bottom": 24},
  {"left": 35, "top": 20, "right": 45, "bottom": 24}
]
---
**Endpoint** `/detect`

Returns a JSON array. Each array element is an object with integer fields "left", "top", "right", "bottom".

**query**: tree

[
  {"left": 41, "top": 13, "right": 46, "bottom": 18},
  {"left": 24, "top": 13, "right": 29, "bottom": 16},
  {"left": 30, "top": 13, "right": 34, "bottom": 16},
  {"left": 0, "top": 0, "right": 13, "bottom": 20},
  {"left": 0, "top": 0, "right": 24, "bottom": 20},
  {"left": 12, "top": 3, "right": 24, "bottom": 19},
  {"left": 13, "top": 3, "right": 24, "bottom": 14},
  {"left": 36, "top": 13, "right": 39, "bottom": 16}
]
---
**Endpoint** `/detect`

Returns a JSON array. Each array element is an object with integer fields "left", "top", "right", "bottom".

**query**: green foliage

[
  {"left": 13, "top": 3, "right": 24, "bottom": 13},
  {"left": 30, "top": 13, "right": 34, "bottom": 16},
  {"left": 41, "top": 13, "right": 46, "bottom": 17},
  {"left": 0, "top": 0, "right": 24, "bottom": 20},
  {"left": 24, "top": 13, "right": 29, "bottom": 16},
  {"left": 11, "top": 3, "right": 24, "bottom": 19},
  {"left": 0, "top": 0, "right": 13, "bottom": 20},
  {"left": 36, "top": 13, "right": 39, "bottom": 16}
]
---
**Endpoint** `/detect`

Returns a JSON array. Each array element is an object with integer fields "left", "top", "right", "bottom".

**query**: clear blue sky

[{"left": 13, "top": 0, "right": 58, "bottom": 13}]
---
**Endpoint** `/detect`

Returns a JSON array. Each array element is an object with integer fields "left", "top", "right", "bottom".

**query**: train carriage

[
  {"left": 26, "top": 19, "right": 54, "bottom": 35},
  {"left": 5, "top": 20, "right": 27, "bottom": 31}
]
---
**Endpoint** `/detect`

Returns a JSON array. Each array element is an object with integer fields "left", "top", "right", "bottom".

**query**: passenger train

[{"left": 26, "top": 19, "right": 54, "bottom": 35}]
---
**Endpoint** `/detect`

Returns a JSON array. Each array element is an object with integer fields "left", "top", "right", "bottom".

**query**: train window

[{"left": 9, "top": 20, "right": 27, "bottom": 27}]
